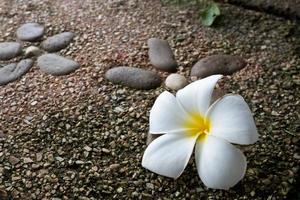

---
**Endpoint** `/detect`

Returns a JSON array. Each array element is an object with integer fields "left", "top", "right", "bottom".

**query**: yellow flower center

[{"left": 183, "top": 113, "right": 211, "bottom": 142}]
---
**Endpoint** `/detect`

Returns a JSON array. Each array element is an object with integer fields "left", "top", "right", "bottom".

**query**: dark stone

[
  {"left": 16, "top": 23, "right": 44, "bottom": 41},
  {"left": 148, "top": 38, "right": 178, "bottom": 72},
  {"left": 105, "top": 66, "right": 162, "bottom": 90},
  {"left": 41, "top": 32, "right": 75, "bottom": 52},
  {"left": 191, "top": 54, "right": 246, "bottom": 78},
  {"left": 37, "top": 54, "right": 80, "bottom": 76},
  {"left": 0, "top": 42, "right": 22, "bottom": 60},
  {"left": 0, "top": 59, "right": 33, "bottom": 85}
]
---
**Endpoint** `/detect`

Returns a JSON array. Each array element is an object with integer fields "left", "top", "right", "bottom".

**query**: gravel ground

[{"left": 0, "top": 0, "right": 299, "bottom": 199}]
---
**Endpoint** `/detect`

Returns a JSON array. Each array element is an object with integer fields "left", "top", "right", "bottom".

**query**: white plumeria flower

[{"left": 142, "top": 75, "right": 259, "bottom": 190}]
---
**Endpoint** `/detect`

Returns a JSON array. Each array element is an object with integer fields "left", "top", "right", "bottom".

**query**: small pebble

[
  {"left": 165, "top": 73, "right": 188, "bottom": 90},
  {"left": 24, "top": 46, "right": 43, "bottom": 58},
  {"left": 117, "top": 187, "right": 123, "bottom": 193}
]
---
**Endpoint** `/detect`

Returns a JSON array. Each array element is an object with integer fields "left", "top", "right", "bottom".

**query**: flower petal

[
  {"left": 206, "top": 94, "right": 259, "bottom": 145},
  {"left": 150, "top": 91, "right": 190, "bottom": 134},
  {"left": 176, "top": 75, "right": 222, "bottom": 115},
  {"left": 195, "top": 135, "right": 247, "bottom": 190},
  {"left": 142, "top": 133, "right": 197, "bottom": 178}
]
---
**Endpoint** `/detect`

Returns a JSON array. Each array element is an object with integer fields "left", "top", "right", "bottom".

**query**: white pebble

[{"left": 165, "top": 73, "right": 188, "bottom": 90}]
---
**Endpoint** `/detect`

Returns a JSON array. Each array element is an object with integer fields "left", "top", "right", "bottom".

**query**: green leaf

[{"left": 201, "top": 2, "right": 220, "bottom": 27}]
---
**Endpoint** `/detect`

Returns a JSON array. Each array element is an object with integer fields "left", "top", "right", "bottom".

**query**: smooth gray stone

[
  {"left": 16, "top": 23, "right": 44, "bottom": 41},
  {"left": 0, "top": 42, "right": 22, "bottom": 60},
  {"left": 105, "top": 66, "right": 162, "bottom": 90},
  {"left": 191, "top": 54, "right": 247, "bottom": 78},
  {"left": 37, "top": 54, "right": 80, "bottom": 76},
  {"left": 148, "top": 38, "right": 178, "bottom": 72},
  {"left": 41, "top": 32, "right": 75, "bottom": 52},
  {"left": 0, "top": 59, "right": 33, "bottom": 85}
]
